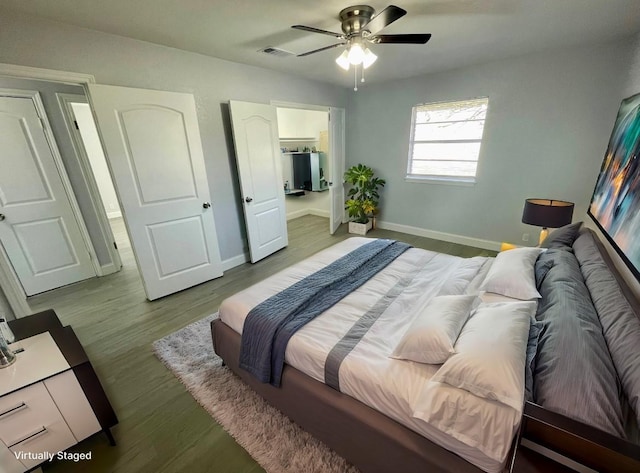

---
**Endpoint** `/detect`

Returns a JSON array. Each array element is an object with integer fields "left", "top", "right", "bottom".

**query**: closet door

[{"left": 0, "top": 95, "right": 95, "bottom": 295}]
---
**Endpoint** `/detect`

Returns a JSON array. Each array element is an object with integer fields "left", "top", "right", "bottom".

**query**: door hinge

[
  {"left": 113, "top": 242, "right": 118, "bottom": 250},
  {"left": 74, "top": 120, "right": 79, "bottom": 130},
  {"left": 39, "top": 117, "right": 46, "bottom": 129}
]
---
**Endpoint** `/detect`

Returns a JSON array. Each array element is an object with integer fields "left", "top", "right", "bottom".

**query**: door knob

[
  {"left": 245, "top": 197, "right": 253, "bottom": 203},
  {"left": 202, "top": 202, "right": 211, "bottom": 209},
  {"left": 0, "top": 214, "right": 5, "bottom": 221}
]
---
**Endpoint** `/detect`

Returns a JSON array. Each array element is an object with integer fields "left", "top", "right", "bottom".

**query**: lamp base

[{"left": 538, "top": 228, "right": 549, "bottom": 245}]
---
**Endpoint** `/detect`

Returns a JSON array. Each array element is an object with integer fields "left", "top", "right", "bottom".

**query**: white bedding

[{"left": 219, "top": 237, "right": 522, "bottom": 473}]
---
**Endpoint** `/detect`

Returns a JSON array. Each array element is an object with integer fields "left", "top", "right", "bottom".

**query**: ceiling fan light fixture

[
  {"left": 347, "top": 42, "right": 365, "bottom": 65},
  {"left": 362, "top": 47, "right": 377, "bottom": 69},
  {"left": 336, "top": 50, "right": 350, "bottom": 70}
]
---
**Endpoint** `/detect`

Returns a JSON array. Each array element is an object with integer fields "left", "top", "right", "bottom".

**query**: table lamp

[{"left": 522, "top": 198, "right": 574, "bottom": 245}]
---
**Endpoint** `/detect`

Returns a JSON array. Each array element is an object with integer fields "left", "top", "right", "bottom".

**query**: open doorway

[
  {"left": 276, "top": 107, "right": 332, "bottom": 231},
  {"left": 59, "top": 97, "right": 132, "bottom": 265}
]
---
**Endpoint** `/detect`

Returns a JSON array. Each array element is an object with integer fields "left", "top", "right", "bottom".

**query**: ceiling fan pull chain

[
  {"left": 354, "top": 64, "right": 358, "bottom": 91},
  {"left": 361, "top": 65, "right": 366, "bottom": 83}
]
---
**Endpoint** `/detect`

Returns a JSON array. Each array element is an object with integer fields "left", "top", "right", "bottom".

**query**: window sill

[{"left": 405, "top": 176, "right": 477, "bottom": 187}]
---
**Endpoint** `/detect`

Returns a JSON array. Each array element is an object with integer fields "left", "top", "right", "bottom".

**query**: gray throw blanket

[{"left": 239, "top": 239, "right": 412, "bottom": 386}]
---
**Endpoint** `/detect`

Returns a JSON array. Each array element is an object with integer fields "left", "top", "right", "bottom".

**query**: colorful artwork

[{"left": 589, "top": 92, "right": 640, "bottom": 280}]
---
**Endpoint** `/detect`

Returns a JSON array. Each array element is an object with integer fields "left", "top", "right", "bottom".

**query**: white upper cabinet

[{"left": 277, "top": 108, "right": 327, "bottom": 140}]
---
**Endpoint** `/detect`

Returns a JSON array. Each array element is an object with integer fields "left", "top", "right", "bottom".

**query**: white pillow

[
  {"left": 431, "top": 301, "right": 536, "bottom": 410},
  {"left": 480, "top": 247, "right": 545, "bottom": 300},
  {"left": 391, "top": 295, "right": 478, "bottom": 364}
]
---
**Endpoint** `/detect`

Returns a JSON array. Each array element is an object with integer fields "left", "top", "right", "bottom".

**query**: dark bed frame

[{"left": 211, "top": 229, "right": 640, "bottom": 473}]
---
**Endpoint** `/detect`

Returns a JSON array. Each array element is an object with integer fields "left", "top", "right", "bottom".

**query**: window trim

[{"left": 406, "top": 97, "right": 488, "bottom": 184}]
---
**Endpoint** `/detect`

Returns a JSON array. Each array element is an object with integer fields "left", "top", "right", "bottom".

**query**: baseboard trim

[
  {"left": 376, "top": 220, "right": 501, "bottom": 251},
  {"left": 308, "top": 209, "right": 330, "bottom": 219},
  {"left": 99, "top": 262, "right": 119, "bottom": 276},
  {"left": 222, "top": 252, "right": 250, "bottom": 272},
  {"left": 286, "top": 209, "right": 330, "bottom": 220},
  {"left": 286, "top": 209, "right": 309, "bottom": 220}
]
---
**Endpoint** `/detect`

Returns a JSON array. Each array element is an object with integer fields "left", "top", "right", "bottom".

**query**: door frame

[
  {"left": 0, "top": 63, "right": 100, "bottom": 317},
  {"left": 0, "top": 87, "right": 100, "bottom": 310},
  {"left": 56, "top": 93, "right": 122, "bottom": 274},
  {"left": 270, "top": 100, "right": 347, "bottom": 226}
]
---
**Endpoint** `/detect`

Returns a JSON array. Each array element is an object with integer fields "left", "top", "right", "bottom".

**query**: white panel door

[
  {"left": 88, "top": 85, "right": 223, "bottom": 300},
  {"left": 329, "top": 107, "right": 346, "bottom": 235},
  {"left": 0, "top": 96, "right": 95, "bottom": 296},
  {"left": 229, "top": 101, "right": 288, "bottom": 263}
]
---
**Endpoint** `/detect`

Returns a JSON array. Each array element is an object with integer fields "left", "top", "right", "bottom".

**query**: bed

[{"left": 211, "top": 228, "right": 640, "bottom": 473}]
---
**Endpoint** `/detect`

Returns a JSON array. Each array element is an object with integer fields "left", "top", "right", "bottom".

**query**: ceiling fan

[{"left": 292, "top": 5, "right": 431, "bottom": 89}]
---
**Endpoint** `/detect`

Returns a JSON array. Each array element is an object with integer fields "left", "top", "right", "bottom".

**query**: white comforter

[{"left": 219, "top": 237, "right": 522, "bottom": 473}]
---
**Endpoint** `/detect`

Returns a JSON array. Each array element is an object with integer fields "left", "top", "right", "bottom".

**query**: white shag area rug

[{"left": 153, "top": 314, "right": 359, "bottom": 473}]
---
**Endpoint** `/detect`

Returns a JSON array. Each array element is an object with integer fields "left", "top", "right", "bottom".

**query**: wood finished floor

[{"left": 29, "top": 215, "right": 496, "bottom": 473}]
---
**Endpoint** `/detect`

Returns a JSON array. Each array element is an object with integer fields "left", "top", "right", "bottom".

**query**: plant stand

[{"left": 348, "top": 220, "right": 373, "bottom": 235}]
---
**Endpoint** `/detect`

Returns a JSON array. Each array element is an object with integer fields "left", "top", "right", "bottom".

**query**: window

[{"left": 407, "top": 97, "right": 489, "bottom": 183}]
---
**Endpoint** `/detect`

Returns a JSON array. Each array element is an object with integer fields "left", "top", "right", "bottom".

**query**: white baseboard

[
  {"left": 308, "top": 209, "right": 330, "bottom": 218},
  {"left": 99, "top": 262, "right": 119, "bottom": 276},
  {"left": 287, "top": 209, "right": 330, "bottom": 220},
  {"left": 107, "top": 210, "right": 122, "bottom": 219},
  {"left": 286, "top": 209, "right": 309, "bottom": 220},
  {"left": 376, "top": 220, "right": 501, "bottom": 251},
  {"left": 222, "top": 252, "right": 250, "bottom": 272}
]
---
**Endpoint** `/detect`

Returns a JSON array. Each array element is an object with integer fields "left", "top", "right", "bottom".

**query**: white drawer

[
  {"left": 9, "top": 418, "right": 76, "bottom": 469},
  {"left": 0, "top": 381, "right": 76, "bottom": 449}
]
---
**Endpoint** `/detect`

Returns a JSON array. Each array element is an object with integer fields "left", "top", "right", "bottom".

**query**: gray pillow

[
  {"left": 573, "top": 229, "right": 640, "bottom": 428},
  {"left": 540, "top": 221, "right": 583, "bottom": 249},
  {"left": 535, "top": 249, "right": 625, "bottom": 437}
]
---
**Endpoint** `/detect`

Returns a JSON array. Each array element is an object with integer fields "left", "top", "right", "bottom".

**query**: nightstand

[{"left": 1, "top": 310, "right": 117, "bottom": 472}]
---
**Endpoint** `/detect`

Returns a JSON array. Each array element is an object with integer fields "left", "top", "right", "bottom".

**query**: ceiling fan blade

[
  {"left": 372, "top": 34, "right": 432, "bottom": 44},
  {"left": 292, "top": 25, "right": 344, "bottom": 39},
  {"left": 297, "top": 42, "right": 346, "bottom": 57},
  {"left": 364, "top": 5, "right": 407, "bottom": 35}
]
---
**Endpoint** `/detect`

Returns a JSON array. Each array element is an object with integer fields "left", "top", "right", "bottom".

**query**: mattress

[{"left": 219, "top": 237, "right": 520, "bottom": 473}]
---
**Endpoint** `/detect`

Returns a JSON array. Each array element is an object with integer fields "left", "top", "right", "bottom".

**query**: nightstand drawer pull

[
  {"left": 0, "top": 402, "right": 26, "bottom": 419},
  {"left": 9, "top": 426, "right": 48, "bottom": 448}
]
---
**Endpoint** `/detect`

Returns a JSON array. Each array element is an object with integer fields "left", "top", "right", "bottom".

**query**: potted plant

[{"left": 344, "top": 164, "right": 386, "bottom": 235}]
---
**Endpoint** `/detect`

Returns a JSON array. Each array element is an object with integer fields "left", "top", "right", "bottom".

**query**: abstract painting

[{"left": 589, "top": 92, "right": 640, "bottom": 280}]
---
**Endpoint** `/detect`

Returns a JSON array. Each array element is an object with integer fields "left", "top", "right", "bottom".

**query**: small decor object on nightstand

[
  {"left": 522, "top": 198, "right": 574, "bottom": 244},
  {"left": 0, "top": 317, "right": 15, "bottom": 343},
  {"left": 0, "top": 332, "right": 16, "bottom": 368}
]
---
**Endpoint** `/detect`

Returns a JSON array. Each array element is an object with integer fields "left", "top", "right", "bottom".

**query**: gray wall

[
  {"left": 0, "top": 9, "right": 348, "bottom": 262},
  {"left": 346, "top": 38, "right": 632, "bottom": 246},
  {"left": 0, "top": 76, "right": 114, "bottom": 267}
]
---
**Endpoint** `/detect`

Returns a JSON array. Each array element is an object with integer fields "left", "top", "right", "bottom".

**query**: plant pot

[{"left": 348, "top": 220, "right": 373, "bottom": 235}]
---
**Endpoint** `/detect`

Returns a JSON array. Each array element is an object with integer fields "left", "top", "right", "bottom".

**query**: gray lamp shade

[{"left": 522, "top": 198, "right": 574, "bottom": 228}]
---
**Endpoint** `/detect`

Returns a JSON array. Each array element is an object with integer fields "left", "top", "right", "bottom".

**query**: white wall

[
  {"left": 0, "top": 9, "right": 347, "bottom": 263},
  {"left": 346, "top": 38, "right": 633, "bottom": 248},
  {"left": 71, "top": 103, "right": 121, "bottom": 219}
]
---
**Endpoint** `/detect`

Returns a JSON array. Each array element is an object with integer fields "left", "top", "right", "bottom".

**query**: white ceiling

[{"left": 2, "top": 0, "right": 640, "bottom": 88}]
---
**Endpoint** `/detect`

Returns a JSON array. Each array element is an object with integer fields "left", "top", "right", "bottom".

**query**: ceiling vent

[{"left": 259, "top": 46, "right": 295, "bottom": 58}]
